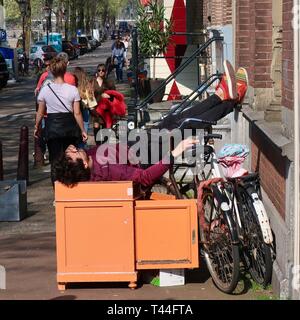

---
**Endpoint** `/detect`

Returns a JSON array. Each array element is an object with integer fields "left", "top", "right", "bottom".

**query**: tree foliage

[
  {"left": 4, "top": 0, "right": 129, "bottom": 39},
  {"left": 135, "top": 0, "right": 173, "bottom": 58},
  {"left": 3, "top": 0, "right": 20, "bottom": 21}
]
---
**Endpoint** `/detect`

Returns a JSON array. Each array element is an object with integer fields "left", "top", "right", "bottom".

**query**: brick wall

[
  {"left": 203, "top": 0, "right": 232, "bottom": 27},
  {"left": 235, "top": 0, "right": 273, "bottom": 88},
  {"left": 251, "top": 126, "right": 287, "bottom": 219},
  {"left": 234, "top": 0, "right": 290, "bottom": 220},
  {"left": 282, "top": 0, "right": 294, "bottom": 110}
]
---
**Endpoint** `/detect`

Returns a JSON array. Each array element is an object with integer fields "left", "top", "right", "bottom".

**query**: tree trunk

[
  {"left": 102, "top": 1, "right": 109, "bottom": 29},
  {"left": 77, "top": 2, "right": 84, "bottom": 32},
  {"left": 70, "top": 0, "right": 77, "bottom": 37},
  {"left": 85, "top": 2, "right": 90, "bottom": 34},
  {"left": 64, "top": 0, "right": 70, "bottom": 40},
  {"left": 47, "top": 0, "right": 53, "bottom": 32},
  {"left": 24, "top": 1, "right": 31, "bottom": 58},
  {"left": 56, "top": 0, "right": 63, "bottom": 34}
]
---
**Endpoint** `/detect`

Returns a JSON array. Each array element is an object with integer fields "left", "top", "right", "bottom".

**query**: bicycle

[
  {"left": 199, "top": 133, "right": 274, "bottom": 290},
  {"left": 147, "top": 119, "right": 241, "bottom": 293},
  {"left": 156, "top": 119, "right": 274, "bottom": 293}
]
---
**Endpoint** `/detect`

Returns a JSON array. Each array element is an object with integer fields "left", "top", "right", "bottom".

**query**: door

[
  {"left": 135, "top": 199, "right": 199, "bottom": 269},
  {"left": 56, "top": 201, "right": 135, "bottom": 274}
]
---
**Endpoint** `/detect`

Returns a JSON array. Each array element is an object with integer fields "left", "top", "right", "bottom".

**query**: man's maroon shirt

[{"left": 86, "top": 145, "right": 171, "bottom": 187}]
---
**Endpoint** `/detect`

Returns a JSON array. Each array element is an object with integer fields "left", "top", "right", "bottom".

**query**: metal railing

[
  {"left": 142, "top": 73, "right": 221, "bottom": 128},
  {"left": 162, "top": 73, "right": 222, "bottom": 117},
  {"left": 136, "top": 35, "right": 223, "bottom": 113}
]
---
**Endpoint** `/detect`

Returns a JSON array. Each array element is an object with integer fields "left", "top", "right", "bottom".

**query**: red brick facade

[
  {"left": 203, "top": 0, "right": 232, "bottom": 27},
  {"left": 202, "top": 0, "right": 293, "bottom": 219},
  {"left": 251, "top": 127, "right": 287, "bottom": 218},
  {"left": 235, "top": 0, "right": 273, "bottom": 88},
  {"left": 233, "top": 0, "right": 292, "bottom": 219},
  {"left": 282, "top": 0, "right": 294, "bottom": 110}
]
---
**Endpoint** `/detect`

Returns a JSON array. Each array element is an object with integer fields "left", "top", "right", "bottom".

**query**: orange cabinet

[
  {"left": 55, "top": 182, "right": 199, "bottom": 291},
  {"left": 135, "top": 200, "right": 199, "bottom": 270},
  {"left": 55, "top": 181, "right": 138, "bottom": 290}
]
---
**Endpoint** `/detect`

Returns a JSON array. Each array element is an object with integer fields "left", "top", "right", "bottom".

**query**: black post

[
  {"left": 0, "top": 141, "right": 3, "bottom": 181},
  {"left": 47, "top": 16, "right": 49, "bottom": 45},
  {"left": 17, "top": 126, "right": 29, "bottom": 184},
  {"left": 34, "top": 123, "right": 45, "bottom": 168},
  {"left": 131, "top": 27, "right": 139, "bottom": 106},
  {"left": 22, "top": 15, "right": 26, "bottom": 54}
]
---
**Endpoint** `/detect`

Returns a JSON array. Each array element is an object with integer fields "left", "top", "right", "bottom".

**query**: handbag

[{"left": 44, "top": 84, "right": 81, "bottom": 141}]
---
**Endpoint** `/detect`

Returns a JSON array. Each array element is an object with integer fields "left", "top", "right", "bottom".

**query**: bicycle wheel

[
  {"left": 200, "top": 188, "right": 240, "bottom": 294},
  {"left": 238, "top": 187, "right": 272, "bottom": 286}
]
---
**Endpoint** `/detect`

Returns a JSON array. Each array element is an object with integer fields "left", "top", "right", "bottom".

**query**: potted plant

[{"left": 136, "top": 0, "right": 173, "bottom": 102}]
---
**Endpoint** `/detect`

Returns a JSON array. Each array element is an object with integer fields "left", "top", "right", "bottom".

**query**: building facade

[
  {"left": 146, "top": 0, "right": 203, "bottom": 100},
  {"left": 202, "top": 0, "right": 299, "bottom": 299}
]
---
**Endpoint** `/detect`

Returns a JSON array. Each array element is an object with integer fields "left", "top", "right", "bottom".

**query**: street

[{"left": 0, "top": 40, "right": 275, "bottom": 300}]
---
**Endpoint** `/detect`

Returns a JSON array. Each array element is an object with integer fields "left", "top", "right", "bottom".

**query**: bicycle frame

[{"left": 231, "top": 178, "right": 273, "bottom": 245}]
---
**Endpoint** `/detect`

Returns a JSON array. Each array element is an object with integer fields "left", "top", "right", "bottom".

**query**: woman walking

[
  {"left": 34, "top": 57, "right": 88, "bottom": 185},
  {"left": 92, "top": 63, "right": 115, "bottom": 144},
  {"left": 73, "top": 67, "right": 97, "bottom": 148},
  {"left": 111, "top": 40, "right": 125, "bottom": 83}
]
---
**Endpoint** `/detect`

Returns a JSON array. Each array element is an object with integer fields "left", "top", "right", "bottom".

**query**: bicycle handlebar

[{"left": 204, "top": 134, "right": 223, "bottom": 140}]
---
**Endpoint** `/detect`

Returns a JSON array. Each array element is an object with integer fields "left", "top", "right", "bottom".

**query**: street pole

[
  {"left": 22, "top": 14, "right": 25, "bottom": 53},
  {"left": 131, "top": 27, "right": 139, "bottom": 106},
  {"left": 47, "top": 18, "right": 49, "bottom": 45},
  {"left": 17, "top": 126, "right": 29, "bottom": 184}
]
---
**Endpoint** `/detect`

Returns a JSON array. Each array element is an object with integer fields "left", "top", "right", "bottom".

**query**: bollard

[
  {"left": 0, "top": 141, "right": 3, "bottom": 180},
  {"left": 17, "top": 126, "right": 29, "bottom": 184},
  {"left": 33, "top": 123, "right": 45, "bottom": 167}
]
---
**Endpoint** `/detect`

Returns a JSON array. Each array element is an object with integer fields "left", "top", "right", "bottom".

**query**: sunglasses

[{"left": 98, "top": 69, "right": 105, "bottom": 72}]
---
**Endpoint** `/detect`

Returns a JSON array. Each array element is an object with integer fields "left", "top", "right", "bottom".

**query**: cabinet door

[
  {"left": 135, "top": 200, "right": 199, "bottom": 269},
  {"left": 56, "top": 201, "right": 135, "bottom": 275}
]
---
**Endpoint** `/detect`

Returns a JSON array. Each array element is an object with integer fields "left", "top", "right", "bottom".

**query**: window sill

[{"left": 242, "top": 106, "right": 293, "bottom": 161}]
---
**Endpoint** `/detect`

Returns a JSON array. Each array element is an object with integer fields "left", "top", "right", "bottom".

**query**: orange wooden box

[{"left": 55, "top": 181, "right": 199, "bottom": 291}]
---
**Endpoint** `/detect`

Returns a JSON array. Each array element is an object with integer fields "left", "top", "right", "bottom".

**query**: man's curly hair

[{"left": 53, "top": 154, "right": 91, "bottom": 187}]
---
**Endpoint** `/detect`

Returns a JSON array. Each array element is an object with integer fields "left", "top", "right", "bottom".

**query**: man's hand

[
  {"left": 82, "top": 131, "right": 88, "bottom": 142},
  {"left": 171, "top": 137, "right": 199, "bottom": 158}
]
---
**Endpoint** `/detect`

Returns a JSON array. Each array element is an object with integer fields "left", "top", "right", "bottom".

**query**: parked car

[
  {"left": 77, "top": 35, "right": 91, "bottom": 54},
  {"left": 62, "top": 41, "right": 78, "bottom": 60},
  {"left": 29, "top": 45, "right": 58, "bottom": 67},
  {"left": 70, "top": 38, "right": 82, "bottom": 56},
  {"left": 35, "top": 40, "right": 46, "bottom": 46},
  {"left": 87, "top": 35, "right": 97, "bottom": 50},
  {"left": 0, "top": 52, "right": 9, "bottom": 89}
]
